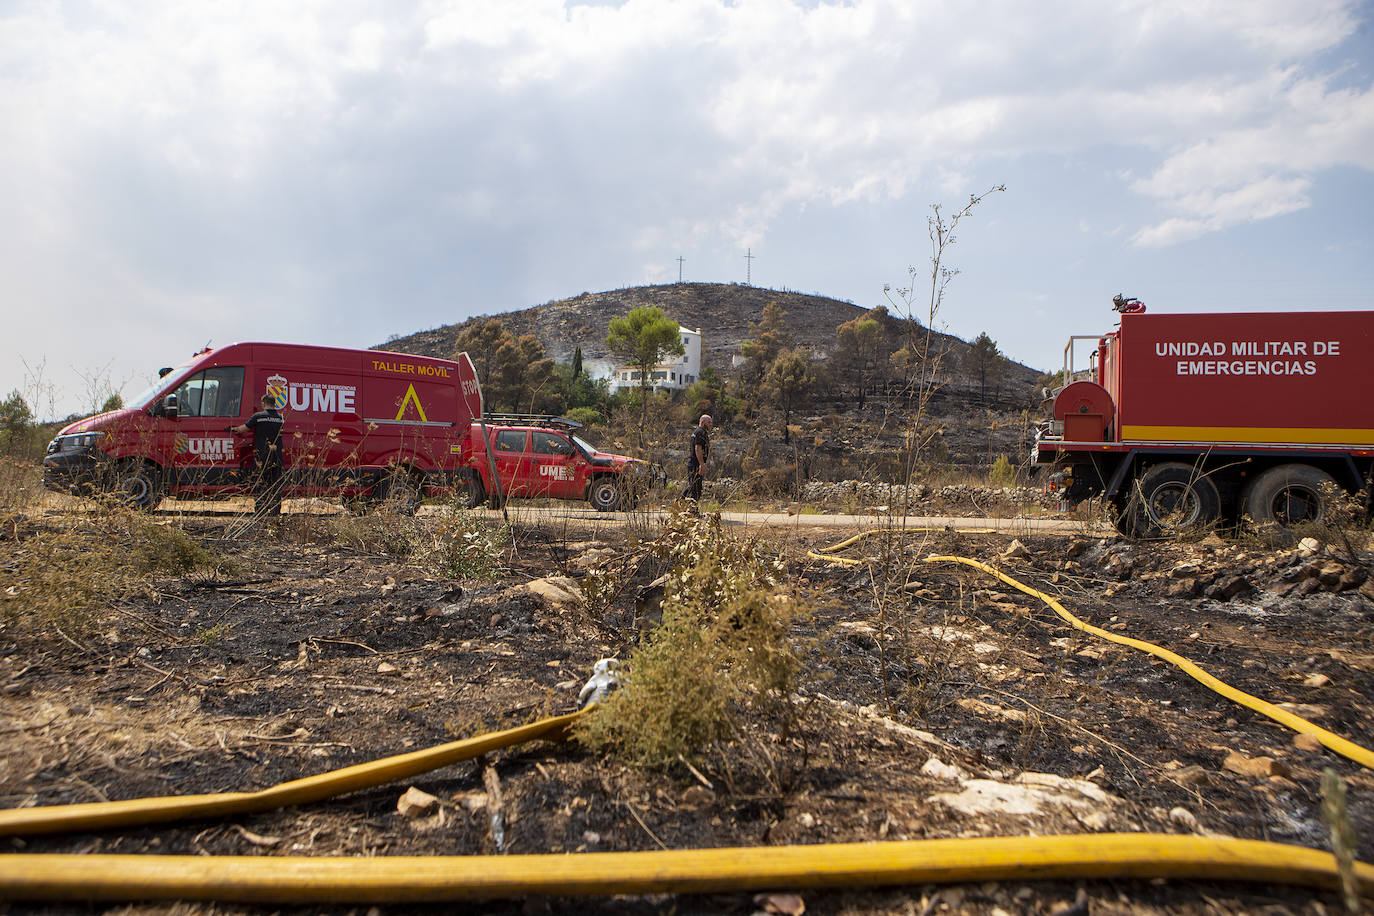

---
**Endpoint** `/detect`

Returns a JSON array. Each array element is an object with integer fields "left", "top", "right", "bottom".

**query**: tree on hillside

[
  {"left": 606, "top": 306, "right": 685, "bottom": 446},
  {"left": 739, "top": 301, "right": 793, "bottom": 392},
  {"left": 492, "top": 333, "right": 556, "bottom": 413},
  {"left": 452, "top": 318, "right": 557, "bottom": 413},
  {"left": 833, "top": 306, "right": 892, "bottom": 409},
  {"left": 683, "top": 366, "right": 740, "bottom": 426},
  {"left": 762, "top": 349, "right": 814, "bottom": 444},
  {"left": 963, "top": 332, "right": 1005, "bottom": 406},
  {"left": 452, "top": 317, "right": 515, "bottom": 394}
]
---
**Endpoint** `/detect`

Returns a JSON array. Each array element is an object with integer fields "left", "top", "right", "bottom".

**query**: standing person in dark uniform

[
  {"left": 681, "top": 414, "right": 712, "bottom": 504},
  {"left": 230, "top": 394, "right": 285, "bottom": 519}
]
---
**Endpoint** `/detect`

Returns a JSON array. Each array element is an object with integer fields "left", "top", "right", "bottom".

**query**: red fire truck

[
  {"left": 43, "top": 341, "right": 654, "bottom": 513},
  {"left": 1032, "top": 298, "right": 1374, "bottom": 536}
]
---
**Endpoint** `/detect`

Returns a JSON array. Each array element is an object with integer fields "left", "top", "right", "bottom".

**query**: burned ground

[{"left": 2, "top": 508, "right": 1373, "bottom": 916}]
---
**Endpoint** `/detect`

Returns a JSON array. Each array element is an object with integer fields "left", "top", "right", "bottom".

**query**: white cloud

[{"left": 0, "top": 0, "right": 1371, "bottom": 414}]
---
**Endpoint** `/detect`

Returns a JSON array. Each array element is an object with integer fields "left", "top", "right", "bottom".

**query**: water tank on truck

[{"left": 1053, "top": 381, "right": 1115, "bottom": 442}]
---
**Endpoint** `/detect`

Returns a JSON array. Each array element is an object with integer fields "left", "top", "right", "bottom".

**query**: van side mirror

[{"left": 154, "top": 394, "right": 179, "bottom": 418}]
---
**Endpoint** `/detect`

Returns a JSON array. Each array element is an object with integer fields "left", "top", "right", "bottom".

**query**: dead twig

[
  {"left": 677, "top": 753, "right": 715, "bottom": 790},
  {"left": 951, "top": 681, "right": 1155, "bottom": 787},
  {"left": 316, "top": 683, "right": 396, "bottom": 695},
  {"left": 482, "top": 759, "right": 506, "bottom": 854},
  {"left": 52, "top": 626, "right": 92, "bottom": 654},
  {"left": 312, "top": 638, "right": 378, "bottom": 654},
  {"left": 622, "top": 796, "right": 668, "bottom": 850}
]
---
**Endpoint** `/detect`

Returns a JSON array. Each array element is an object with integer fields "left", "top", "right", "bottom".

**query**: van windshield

[
  {"left": 128, "top": 367, "right": 194, "bottom": 410},
  {"left": 572, "top": 435, "right": 600, "bottom": 455}
]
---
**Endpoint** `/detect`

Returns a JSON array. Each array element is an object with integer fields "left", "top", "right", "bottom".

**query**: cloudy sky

[{"left": 3, "top": 0, "right": 1372, "bottom": 420}]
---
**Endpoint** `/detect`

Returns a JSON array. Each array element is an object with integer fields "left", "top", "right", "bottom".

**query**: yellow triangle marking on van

[{"left": 395, "top": 384, "right": 429, "bottom": 423}]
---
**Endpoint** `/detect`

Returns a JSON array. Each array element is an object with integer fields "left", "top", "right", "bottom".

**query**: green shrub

[
  {"left": 428, "top": 507, "right": 509, "bottom": 580},
  {"left": 577, "top": 509, "right": 805, "bottom": 767},
  {"left": 330, "top": 506, "right": 509, "bottom": 579},
  {"left": 564, "top": 407, "right": 604, "bottom": 427},
  {"left": 989, "top": 454, "right": 1017, "bottom": 487}
]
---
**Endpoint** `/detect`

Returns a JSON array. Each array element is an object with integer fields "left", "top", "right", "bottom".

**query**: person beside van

[{"left": 230, "top": 394, "right": 285, "bottom": 518}]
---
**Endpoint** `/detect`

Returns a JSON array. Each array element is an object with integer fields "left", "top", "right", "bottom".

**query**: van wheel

[
  {"left": 464, "top": 477, "right": 486, "bottom": 510},
  {"left": 113, "top": 460, "right": 164, "bottom": 511},
  {"left": 1242, "top": 464, "right": 1336, "bottom": 527},
  {"left": 1126, "top": 462, "right": 1220, "bottom": 538},
  {"left": 588, "top": 477, "right": 622, "bottom": 512},
  {"left": 378, "top": 468, "right": 422, "bottom": 516}
]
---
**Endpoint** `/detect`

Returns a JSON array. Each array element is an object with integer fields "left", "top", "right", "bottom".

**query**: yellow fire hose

[
  {"left": 806, "top": 530, "right": 1374, "bottom": 771},
  {"left": 0, "top": 708, "right": 585, "bottom": 837},
  {"left": 924, "top": 554, "right": 1374, "bottom": 772},
  {"left": 1, "top": 835, "right": 1370, "bottom": 903}
]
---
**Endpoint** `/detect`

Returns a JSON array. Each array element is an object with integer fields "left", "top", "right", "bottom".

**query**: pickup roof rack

[{"left": 477, "top": 413, "right": 584, "bottom": 430}]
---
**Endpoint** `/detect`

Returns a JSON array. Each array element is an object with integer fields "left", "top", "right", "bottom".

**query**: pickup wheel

[
  {"left": 112, "top": 460, "right": 164, "bottom": 511},
  {"left": 588, "top": 476, "right": 622, "bottom": 512},
  {"left": 1126, "top": 462, "right": 1220, "bottom": 538},
  {"left": 1242, "top": 464, "right": 1336, "bottom": 527},
  {"left": 377, "top": 468, "right": 423, "bottom": 516}
]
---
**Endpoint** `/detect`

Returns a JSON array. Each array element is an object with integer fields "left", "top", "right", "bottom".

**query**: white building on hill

[{"left": 599, "top": 325, "right": 702, "bottom": 394}]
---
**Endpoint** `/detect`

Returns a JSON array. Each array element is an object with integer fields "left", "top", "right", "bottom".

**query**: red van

[{"left": 43, "top": 342, "right": 480, "bottom": 511}]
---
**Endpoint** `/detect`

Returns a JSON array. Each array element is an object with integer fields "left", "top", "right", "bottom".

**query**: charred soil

[{"left": 2, "top": 508, "right": 1373, "bottom": 915}]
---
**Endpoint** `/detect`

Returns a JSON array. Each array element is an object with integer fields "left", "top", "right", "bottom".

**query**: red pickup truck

[{"left": 461, "top": 415, "right": 664, "bottom": 512}]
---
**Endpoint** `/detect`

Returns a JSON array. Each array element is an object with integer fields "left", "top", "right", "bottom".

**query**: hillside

[
  {"left": 378, "top": 282, "right": 1044, "bottom": 396},
  {"left": 378, "top": 282, "right": 1047, "bottom": 476}
]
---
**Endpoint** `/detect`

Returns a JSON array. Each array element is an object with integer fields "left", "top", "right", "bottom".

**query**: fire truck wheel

[
  {"left": 1127, "top": 462, "right": 1220, "bottom": 538},
  {"left": 588, "top": 477, "right": 622, "bottom": 512},
  {"left": 1242, "top": 463, "right": 1336, "bottom": 528},
  {"left": 378, "top": 468, "right": 422, "bottom": 516},
  {"left": 113, "top": 460, "right": 164, "bottom": 511}
]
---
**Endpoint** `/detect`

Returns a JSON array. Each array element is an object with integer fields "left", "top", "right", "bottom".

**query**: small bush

[
  {"left": 330, "top": 506, "right": 509, "bottom": 580},
  {"left": 744, "top": 461, "right": 799, "bottom": 498},
  {"left": 2, "top": 526, "right": 122, "bottom": 633},
  {"left": 130, "top": 517, "right": 238, "bottom": 579},
  {"left": 427, "top": 507, "right": 509, "bottom": 580},
  {"left": 0, "top": 513, "right": 236, "bottom": 637},
  {"left": 989, "top": 454, "right": 1017, "bottom": 487},
  {"left": 577, "top": 508, "right": 805, "bottom": 767},
  {"left": 564, "top": 407, "right": 604, "bottom": 427},
  {"left": 332, "top": 510, "right": 424, "bottom": 559},
  {"left": 0, "top": 458, "right": 44, "bottom": 515}
]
